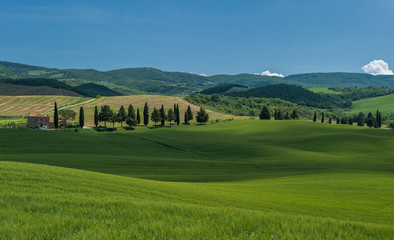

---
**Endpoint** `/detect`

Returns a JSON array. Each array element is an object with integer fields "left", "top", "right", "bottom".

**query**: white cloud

[
  {"left": 255, "top": 70, "right": 284, "bottom": 78},
  {"left": 361, "top": 60, "right": 393, "bottom": 75}
]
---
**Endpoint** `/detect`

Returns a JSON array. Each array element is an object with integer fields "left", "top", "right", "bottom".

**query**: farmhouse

[{"left": 27, "top": 113, "right": 50, "bottom": 128}]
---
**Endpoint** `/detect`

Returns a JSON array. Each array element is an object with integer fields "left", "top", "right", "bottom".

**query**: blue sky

[{"left": 0, "top": 0, "right": 393, "bottom": 76}]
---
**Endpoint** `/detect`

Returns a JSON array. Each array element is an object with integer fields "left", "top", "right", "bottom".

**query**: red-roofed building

[{"left": 27, "top": 113, "right": 49, "bottom": 128}]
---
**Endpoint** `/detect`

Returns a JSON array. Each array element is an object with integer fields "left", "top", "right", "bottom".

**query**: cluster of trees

[
  {"left": 226, "top": 84, "right": 352, "bottom": 109},
  {"left": 92, "top": 103, "right": 210, "bottom": 128},
  {"left": 329, "top": 86, "right": 394, "bottom": 101},
  {"left": 259, "top": 107, "right": 299, "bottom": 120},
  {"left": 187, "top": 93, "right": 313, "bottom": 119},
  {"left": 53, "top": 102, "right": 85, "bottom": 129},
  {"left": 313, "top": 110, "right": 383, "bottom": 128}
]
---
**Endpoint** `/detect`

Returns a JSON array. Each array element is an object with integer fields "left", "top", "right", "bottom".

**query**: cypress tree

[
  {"left": 336, "top": 118, "right": 340, "bottom": 124},
  {"left": 329, "top": 117, "right": 332, "bottom": 124},
  {"left": 357, "top": 119, "right": 365, "bottom": 127},
  {"left": 54, "top": 102, "right": 59, "bottom": 129},
  {"left": 259, "top": 106, "right": 271, "bottom": 120},
  {"left": 143, "top": 102, "right": 149, "bottom": 126},
  {"left": 313, "top": 111, "right": 317, "bottom": 122},
  {"left": 321, "top": 112, "right": 325, "bottom": 123},
  {"left": 94, "top": 106, "right": 98, "bottom": 127},
  {"left": 378, "top": 112, "right": 382, "bottom": 128},
  {"left": 160, "top": 105, "right": 166, "bottom": 126},
  {"left": 79, "top": 107, "right": 84, "bottom": 129},
  {"left": 187, "top": 106, "right": 193, "bottom": 121},
  {"left": 174, "top": 104, "right": 178, "bottom": 125},
  {"left": 274, "top": 109, "right": 278, "bottom": 120},
  {"left": 137, "top": 109, "right": 141, "bottom": 126},
  {"left": 290, "top": 110, "right": 299, "bottom": 119},
  {"left": 349, "top": 118, "right": 353, "bottom": 125},
  {"left": 376, "top": 109, "right": 379, "bottom": 127},
  {"left": 366, "top": 112, "right": 375, "bottom": 128},
  {"left": 176, "top": 103, "right": 180, "bottom": 125},
  {"left": 184, "top": 112, "right": 189, "bottom": 124},
  {"left": 127, "top": 104, "right": 136, "bottom": 121},
  {"left": 117, "top": 105, "right": 127, "bottom": 127}
]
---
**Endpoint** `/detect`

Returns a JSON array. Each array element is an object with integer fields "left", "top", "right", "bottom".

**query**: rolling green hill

[
  {"left": 0, "top": 121, "right": 393, "bottom": 238},
  {"left": 227, "top": 84, "right": 351, "bottom": 109},
  {"left": 349, "top": 94, "right": 394, "bottom": 114},
  {"left": 2, "top": 61, "right": 394, "bottom": 96}
]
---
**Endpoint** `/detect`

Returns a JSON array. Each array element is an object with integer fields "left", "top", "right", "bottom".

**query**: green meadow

[
  {"left": 350, "top": 93, "right": 394, "bottom": 114},
  {"left": 0, "top": 120, "right": 393, "bottom": 239},
  {"left": 307, "top": 87, "right": 341, "bottom": 94}
]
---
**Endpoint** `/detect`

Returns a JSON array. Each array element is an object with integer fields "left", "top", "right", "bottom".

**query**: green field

[
  {"left": 0, "top": 120, "right": 393, "bottom": 238},
  {"left": 308, "top": 87, "right": 341, "bottom": 94},
  {"left": 350, "top": 93, "right": 394, "bottom": 114}
]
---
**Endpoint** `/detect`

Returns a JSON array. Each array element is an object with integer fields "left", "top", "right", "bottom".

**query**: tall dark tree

[
  {"left": 285, "top": 112, "right": 290, "bottom": 120},
  {"left": 160, "top": 105, "right": 166, "bottom": 126},
  {"left": 117, "top": 105, "right": 127, "bottom": 127},
  {"left": 336, "top": 118, "right": 340, "bottom": 124},
  {"left": 357, "top": 119, "right": 365, "bottom": 127},
  {"left": 313, "top": 111, "right": 317, "bottom": 122},
  {"left": 366, "top": 112, "right": 375, "bottom": 128},
  {"left": 187, "top": 105, "right": 193, "bottom": 122},
  {"left": 98, "top": 105, "right": 113, "bottom": 127},
  {"left": 151, "top": 107, "right": 161, "bottom": 126},
  {"left": 321, "top": 112, "right": 325, "bottom": 123},
  {"left": 259, "top": 107, "right": 271, "bottom": 120},
  {"left": 184, "top": 112, "right": 189, "bottom": 124},
  {"left": 94, "top": 106, "right": 99, "bottom": 127},
  {"left": 349, "top": 118, "right": 353, "bottom": 125},
  {"left": 54, "top": 102, "right": 59, "bottom": 129},
  {"left": 110, "top": 112, "right": 118, "bottom": 128},
  {"left": 341, "top": 117, "right": 348, "bottom": 124},
  {"left": 196, "top": 107, "right": 209, "bottom": 124},
  {"left": 167, "top": 109, "right": 175, "bottom": 126},
  {"left": 290, "top": 110, "right": 299, "bottom": 120},
  {"left": 127, "top": 104, "right": 136, "bottom": 122},
  {"left": 376, "top": 109, "right": 379, "bottom": 128},
  {"left": 378, "top": 112, "right": 382, "bottom": 128},
  {"left": 79, "top": 107, "right": 84, "bottom": 129},
  {"left": 329, "top": 117, "right": 332, "bottom": 124},
  {"left": 143, "top": 102, "right": 149, "bottom": 126},
  {"left": 275, "top": 109, "right": 283, "bottom": 120},
  {"left": 176, "top": 103, "right": 180, "bottom": 125},
  {"left": 136, "top": 109, "right": 141, "bottom": 126}
]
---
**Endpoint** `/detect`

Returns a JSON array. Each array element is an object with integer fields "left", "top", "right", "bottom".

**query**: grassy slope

[
  {"left": 350, "top": 93, "right": 394, "bottom": 114},
  {"left": 0, "top": 121, "right": 393, "bottom": 239},
  {"left": 308, "top": 87, "right": 341, "bottom": 94}
]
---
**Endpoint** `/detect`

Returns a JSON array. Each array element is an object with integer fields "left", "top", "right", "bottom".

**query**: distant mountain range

[{"left": 1, "top": 61, "right": 394, "bottom": 96}]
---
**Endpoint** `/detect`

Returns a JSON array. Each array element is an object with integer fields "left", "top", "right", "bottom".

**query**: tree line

[
  {"left": 259, "top": 106, "right": 384, "bottom": 129},
  {"left": 52, "top": 102, "right": 209, "bottom": 129},
  {"left": 312, "top": 110, "right": 383, "bottom": 128}
]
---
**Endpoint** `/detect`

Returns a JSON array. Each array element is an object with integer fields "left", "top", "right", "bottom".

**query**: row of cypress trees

[
  {"left": 92, "top": 103, "right": 208, "bottom": 128},
  {"left": 313, "top": 110, "right": 383, "bottom": 128},
  {"left": 259, "top": 107, "right": 299, "bottom": 120}
]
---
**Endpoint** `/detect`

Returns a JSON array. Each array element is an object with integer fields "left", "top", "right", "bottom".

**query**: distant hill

[
  {"left": 0, "top": 83, "right": 82, "bottom": 97},
  {"left": 200, "top": 84, "right": 248, "bottom": 95},
  {"left": 2, "top": 61, "right": 394, "bottom": 96},
  {"left": 227, "top": 84, "right": 351, "bottom": 109},
  {"left": 75, "top": 83, "right": 122, "bottom": 97}
]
